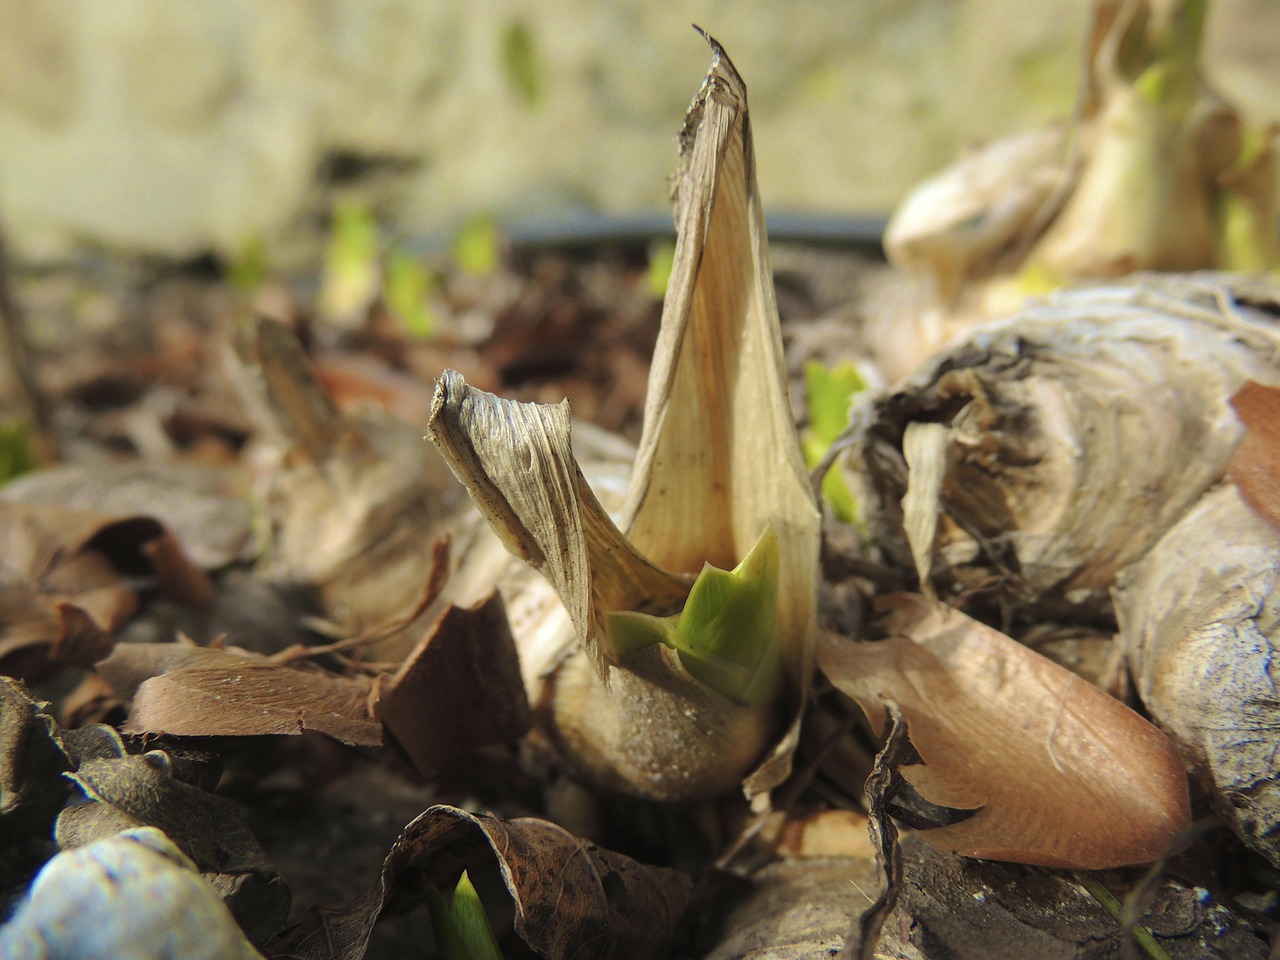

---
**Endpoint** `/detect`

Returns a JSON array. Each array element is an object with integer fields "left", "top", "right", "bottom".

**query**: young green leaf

[
  {"left": 227, "top": 232, "right": 270, "bottom": 293},
  {"left": 645, "top": 240, "right": 677, "bottom": 298},
  {"left": 427, "top": 871, "right": 505, "bottom": 960},
  {"left": 605, "top": 524, "right": 782, "bottom": 706}
]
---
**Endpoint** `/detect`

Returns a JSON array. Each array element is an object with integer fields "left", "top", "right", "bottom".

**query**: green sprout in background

[
  {"left": 452, "top": 215, "right": 500, "bottom": 277},
  {"left": 383, "top": 248, "right": 437, "bottom": 339},
  {"left": 320, "top": 200, "right": 381, "bottom": 324},
  {"left": 802, "top": 360, "right": 865, "bottom": 524},
  {"left": 227, "top": 233, "right": 270, "bottom": 294},
  {"left": 500, "top": 19, "right": 543, "bottom": 109},
  {"left": 427, "top": 871, "right": 505, "bottom": 960},
  {"left": 645, "top": 240, "right": 677, "bottom": 298},
  {"left": 0, "top": 420, "right": 37, "bottom": 486}
]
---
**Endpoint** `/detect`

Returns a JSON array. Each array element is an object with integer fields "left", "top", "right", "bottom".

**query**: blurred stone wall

[{"left": 0, "top": 0, "right": 1274, "bottom": 264}]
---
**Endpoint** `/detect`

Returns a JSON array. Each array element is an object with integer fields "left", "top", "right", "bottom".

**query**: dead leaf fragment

[
  {"left": 0, "top": 461, "right": 257, "bottom": 569},
  {"left": 0, "top": 503, "right": 215, "bottom": 672},
  {"left": 818, "top": 596, "right": 1190, "bottom": 868},
  {"left": 124, "top": 646, "right": 382, "bottom": 746},
  {"left": 273, "top": 805, "right": 691, "bottom": 960},
  {"left": 226, "top": 317, "right": 457, "bottom": 658},
  {"left": 0, "top": 677, "right": 71, "bottom": 854},
  {"left": 378, "top": 592, "right": 531, "bottom": 779},
  {"left": 1228, "top": 379, "right": 1280, "bottom": 533}
]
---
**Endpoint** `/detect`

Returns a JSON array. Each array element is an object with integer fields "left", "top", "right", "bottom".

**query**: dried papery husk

[
  {"left": 843, "top": 276, "right": 1280, "bottom": 619},
  {"left": 622, "top": 33, "right": 820, "bottom": 798},
  {"left": 1116, "top": 483, "right": 1280, "bottom": 868},
  {"left": 428, "top": 373, "right": 780, "bottom": 802},
  {"left": 425, "top": 35, "right": 818, "bottom": 802}
]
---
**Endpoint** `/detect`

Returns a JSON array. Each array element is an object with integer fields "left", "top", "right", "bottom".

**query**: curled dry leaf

[
  {"left": 883, "top": 127, "right": 1070, "bottom": 307},
  {"left": 425, "top": 33, "right": 818, "bottom": 802},
  {"left": 818, "top": 595, "right": 1190, "bottom": 868},
  {"left": 0, "top": 677, "right": 71, "bottom": 853},
  {"left": 0, "top": 503, "right": 211, "bottom": 670},
  {"left": 0, "top": 461, "right": 256, "bottom": 570},
  {"left": 1228, "top": 379, "right": 1280, "bottom": 533},
  {"left": 427, "top": 370, "right": 691, "bottom": 678},
  {"left": 273, "top": 805, "right": 690, "bottom": 960},
  {"left": 843, "top": 276, "right": 1280, "bottom": 619},
  {"left": 123, "top": 645, "right": 382, "bottom": 746},
  {"left": 1117, "top": 483, "right": 1280, "bottom": 868},
  {"left": 0, "top": 828, "right": 266, "bottom": 960}
]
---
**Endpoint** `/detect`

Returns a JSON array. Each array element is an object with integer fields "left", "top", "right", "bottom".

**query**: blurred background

[{"left": 1, "top": 0, "right": 1276, "bottom": 268}]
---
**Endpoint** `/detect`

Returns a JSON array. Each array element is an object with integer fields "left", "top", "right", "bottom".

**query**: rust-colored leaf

[
  {"left": 272, "top": 805, "right": 691, "bottom": 960},
  {"left": 1229, "top": 379, "right": 1280, "bottom": 533},
  {"left": 817, "top": 595, "right": 1191, "bottom": 868},
  {"left": 378, "top": 592, "right": 531, "bottom": 779},
  {"left": 124, "top": 646, "right": 382, "bottom": 746}
]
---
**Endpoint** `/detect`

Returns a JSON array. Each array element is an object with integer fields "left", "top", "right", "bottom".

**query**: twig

[{"left": 840, "top": 700, "right": 909, "bottom": 960}]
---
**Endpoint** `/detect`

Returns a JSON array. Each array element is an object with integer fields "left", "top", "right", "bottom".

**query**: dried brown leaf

[
  {"left": 378, "top": 592, "right": 531, "bottom": 778},
  {"left": 0, "top": 503, "right": 209, "bottom": 668},
  {"left": 1229, "top": 379, "right": 1280, "bottom": 533},
  {"left": 272, "top": 805, "right": 691, "bottom": 960},
  {"left": 124, "top": 646, "right": 382, "bottom": 746},
  {"left": 818, "top": 595, "right": 1191, "bottom": 868},
  {"left": 0, "top": 461, "right": 257, "bottom": 569},
  {"left": 226, "top": 317, "right": 457, "bottom": 656},
  {"left": 844, "top": 701, "right": 907, "bottom": 960},
  {"left": 0, "top": 677, "right": 71, "bottom": 851}
]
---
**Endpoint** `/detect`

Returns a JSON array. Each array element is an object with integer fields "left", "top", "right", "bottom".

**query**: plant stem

[{"left": 1071, "top": 870, "right": 1172, "bottom": 960}]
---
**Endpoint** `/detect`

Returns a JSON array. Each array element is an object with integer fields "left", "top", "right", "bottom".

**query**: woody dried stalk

[
  {"left": 843, "top": 275, "right": 1280, "bottom": 619},
  {"left": 427, "top": 34, "right": 819, "bottom": 802}
]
